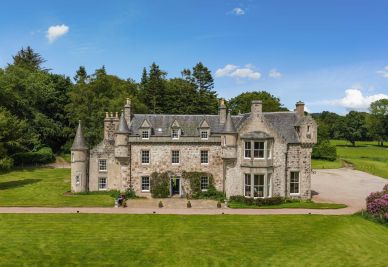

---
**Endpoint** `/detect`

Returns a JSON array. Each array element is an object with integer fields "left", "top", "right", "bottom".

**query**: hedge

[
  {"left": 12, "top": 147, "right": 55, "bottom": 166},
  {"left": 312, "top": 140, "right": 337, "bottom": 161},
  {"left": 229, "top": 195, "right": 285, "bottom": 206}
]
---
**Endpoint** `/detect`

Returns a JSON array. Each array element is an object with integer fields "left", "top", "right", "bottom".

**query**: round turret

[{"left": 71, "top": 120, "right": 89, "bottom": 193}]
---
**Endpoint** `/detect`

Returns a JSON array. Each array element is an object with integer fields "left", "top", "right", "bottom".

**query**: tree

[
  {"left": 12, "top": 46, "right": 46, "bottom": 71},
  {"left": 140, "top": 63, "right": 167, "bottom": 114},
  {"left": 367, "top": 99, "right": 388, "bottom": 146},
  {"left": 339, "top": 111, "right": 368, "bottom": 146},
  {"left": 182, "top": 62, "right": 218, "bottom": 114},
  {"left": 74, "top": 66, "right": 89, "bottom": 84},
  {"left": 228, "top": 91, "right": 288, "bottom": 114},
  {"left": 315, "top": 111, "right": 342, "bottom": 139}
]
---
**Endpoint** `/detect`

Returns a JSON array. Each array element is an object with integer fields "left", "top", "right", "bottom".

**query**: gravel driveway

[{"left": 312, "top": 168, "right": 387, "bottom": 211}]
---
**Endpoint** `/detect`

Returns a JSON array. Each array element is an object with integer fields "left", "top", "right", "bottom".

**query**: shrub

[
  {"left": 366, "top": 191, "right": 385, "bottom": 204},
  {"left": 150, "top": 172, "right": 170, "bottom": 198},
  {"left": 182, "top": 171, "right": 225, "bottom": 201},
  {"left": 312, "top": 140, "right": 337, "bottom": 161},
  {"left": 383, "top": 184, "right": 388, "bottom": 192},
  {"left": 229, "top": 195, "right": 285, "bottom": 206},
  {"left": 365, "top": 184, "right": 388, "bottom": 224},
  {"left": 0, "top": 157, "right": 14, "bottom": 171},
  {"left": 12, "top": 147, "right": 55, "bottom": 166}
]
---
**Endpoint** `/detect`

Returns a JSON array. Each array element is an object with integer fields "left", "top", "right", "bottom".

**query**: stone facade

[{"left": 71, "top": 98, "right": 317, "bottom": 199}]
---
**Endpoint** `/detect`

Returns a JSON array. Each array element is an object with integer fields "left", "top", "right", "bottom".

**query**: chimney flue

[{"left": 295, "top": 101, "right": 305, "bottom": 116}]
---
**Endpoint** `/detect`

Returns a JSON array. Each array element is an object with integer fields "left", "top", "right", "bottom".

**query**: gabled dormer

[
  {"left": 171, "top": 119, "right": 181, "bottom": 139},
  {"left": 139, "top": 117, "right": 152, "bottom": 139},
  {"left": 199, "top": 117, "right": 210, "bottom": 140}
]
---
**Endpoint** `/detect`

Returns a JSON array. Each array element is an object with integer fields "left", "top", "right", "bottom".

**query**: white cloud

[
  {"left": 377, "top": 66, "right": 388, "bottom": 78},
  {"left": 269, "top": 69, "right": 282, "bottom": 78},
  {"left": 328, "top": 88, "right": 388, "bottom": 110},
  {"left": 47, "top": 24, "right": 69, "bottom": 43},
  {"left": 231, "top": 7, "right": 245, "bottom": 16},
  {"left": 215, "top": 64, "right": 261, "bottom": 80}
]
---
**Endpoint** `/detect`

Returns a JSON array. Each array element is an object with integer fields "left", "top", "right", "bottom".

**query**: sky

[{"left": 1, "top": 0, "right": 388, "bottom": 114}]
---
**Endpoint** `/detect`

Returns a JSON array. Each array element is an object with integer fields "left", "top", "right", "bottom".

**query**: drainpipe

[
  {"left": 129, "top": 144, "right": 132, "bottom": 189},
  {"left": 284, "top": 144, "right": 289, "bottom": 198}
]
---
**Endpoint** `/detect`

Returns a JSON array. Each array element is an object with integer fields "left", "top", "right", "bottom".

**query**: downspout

[
  {"left": 284, "top": 144, "right": 289, "bottom": 198},
  {"left": 129, "top": 144, "right": 132, "bottom": 189}
]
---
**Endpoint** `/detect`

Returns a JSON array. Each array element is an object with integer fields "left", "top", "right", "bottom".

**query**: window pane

[
  {"left": 141, "top": 151, "right": 150, "bottom": 164},
  {"left": 142, "top": 130, "right": 149, "bottom": 139},
  {"left": 244, "top": 174, "right": 251, "bottom": 197},
  {"left": 99, "top": 177, "right": 107, "bottom": 189},
  {"left": 290, "top": 171, "right": 299, "bottom": 194},
  {"left": 201, "top": 151, "right": 208, "bottom": 164},
  {"left": 200, "top": 176, "right": 209, "bottom": 190},
  {"left": 141, "top": 176, "right": 150, "bottom": 191},
  {"left": 99, "top": 160, "right": 107, "bottom": 171},
  {"left": 201, "top": 131, "right": 208, "bottom": 139},
  {"left": 172, "top": 129, "right": 179, "bottom": 139},
  {"left": 244, "top": 141, "right": 251, "bottom": 158},
  {"left": 253, "top": 142, "right": 265, "bottom": 159},
  {"left": 253, "top": 174, "right": 264, "bottom": 197},
  {"left": 171, "top": 150, "right": 180, "bottom": 164}
]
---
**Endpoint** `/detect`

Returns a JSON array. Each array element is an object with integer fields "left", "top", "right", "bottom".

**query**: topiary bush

[{"left": 150, "top": 172, "right": 170, "bottom": 198}]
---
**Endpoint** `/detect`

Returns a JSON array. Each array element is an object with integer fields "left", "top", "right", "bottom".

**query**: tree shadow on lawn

[{"left": 0, "top": 179, "right": 41, "bottom": 190}]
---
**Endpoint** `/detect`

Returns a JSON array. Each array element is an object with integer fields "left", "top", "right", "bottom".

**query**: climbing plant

[
  {"left": 150, "top": 171, "right": 170, "bottom": 198},
  {"left": 182, "top": 171, "right": 224, "bottom": 201}
]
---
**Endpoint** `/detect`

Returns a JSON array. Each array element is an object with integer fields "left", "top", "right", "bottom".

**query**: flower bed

[{"left": 365, "top": 184, "right": 388, "bottom": 224}]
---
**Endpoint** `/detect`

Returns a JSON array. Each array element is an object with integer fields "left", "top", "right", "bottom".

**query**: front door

[{"left": 171, "top": 177, "right": 180, "bottom": 196}]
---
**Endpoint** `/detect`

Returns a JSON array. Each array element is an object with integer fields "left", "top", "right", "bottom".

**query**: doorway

[{"left": 170, "top": 176, "right": 180, "bottom": 196}]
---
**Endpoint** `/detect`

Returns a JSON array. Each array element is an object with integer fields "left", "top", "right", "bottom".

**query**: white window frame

[
  {"left": 290, "top": 171, "right": 300, "bottom": 195},
  {"left": 200, "top": 150, "right": 209, "bottom": 164},
  {"left": 141, "top": 176, "right": 150, "bottom": 192},
  {"left": 244, "top": 141, "right": 251, "bottom": 159},
  {"left": 200, "top": 176, "right": 209, "bottom": 191},
  {"left": 200, "top": 130, "right": 208, "bottom": 140},
  {"left": 244, "top": 173, "right": 272, "bottom": 198},
  {"left": 141, "top": 130, "right": 150, "bottom": 139},
  {"left": 253, "top": 141, "right": 265, "bottom": 159},
  {"left": 99, "top": 159, "right": 107, "bottom": 172},
  {"left": 141, "top": 150, "right": 150, "bottom": 164},
  {"left": 171, "top": 150, "right": 180, "bottom": 164},
  {"left": 98, "top": 177, "right": 107, "bottom": 190},
  {"left": 266, "top": 141, "right": 272, "bottom": 159},
  {"left": 172, "top": 129, "right": 180, "bottom": 139}
]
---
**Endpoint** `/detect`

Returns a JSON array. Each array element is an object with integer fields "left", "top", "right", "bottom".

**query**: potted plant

[
  {"left": 158, "top": 200, "right": 163, "bottom": 208},
  {"left": 187, "top": 200, "right": 192, "bottom": 208},
  {"left": 217, "top": 201, "right": 222, "bottom": 208}
]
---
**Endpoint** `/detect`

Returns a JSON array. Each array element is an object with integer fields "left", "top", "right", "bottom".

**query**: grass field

[
  {"left": 0, "top": 168, "right": 113, "bottom": 207},
  {"left": 228, "top": 200, "right": 347, "bottom": 209},
  {"left": 313, "top": 140, "right": 388, "bottom": 179},
  {"left": 0, "top": 214, "right": 386, "bottom": 266}
]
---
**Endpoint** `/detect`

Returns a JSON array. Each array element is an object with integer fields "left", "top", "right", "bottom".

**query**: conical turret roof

[
  {"left": 117, "top": 111, "right": 130, "bottom": 133},
  {"left": 222, "top": 111, "right": 237, "bottom": 133},
  {"left": 71, "top": 120, "right": 88, "bottom": 150}
]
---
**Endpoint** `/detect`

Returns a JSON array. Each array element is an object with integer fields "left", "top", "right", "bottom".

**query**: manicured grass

[
  {"left": 332, "top": 140, "right": 388, "bottom": 179},
  {"left": 228, "top": 200, "right": 347, "bottom": 209},
  {"left": 0, "top": 214, "right": 387, "bottom": 266},
  {"left": 0, "top": 168, "right": 113, "bottom": 207},
  {"left": 312, "top": 159, "right": 343, "bottom": 169}
]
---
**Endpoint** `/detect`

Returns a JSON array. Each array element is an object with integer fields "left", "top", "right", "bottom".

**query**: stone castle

[{"left": 71, "top": 98, "right": 317, "bottom": 199}]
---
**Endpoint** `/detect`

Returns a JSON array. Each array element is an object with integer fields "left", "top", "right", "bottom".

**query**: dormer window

[
  {"left": 200, "top": 130, "right": 208, "bottom": 140},
  {"left": 172, "top": 129, "right": 180, "bottom": 139},
  {"left": 142, "top": 130, "right": 150, "bottom": 139}
]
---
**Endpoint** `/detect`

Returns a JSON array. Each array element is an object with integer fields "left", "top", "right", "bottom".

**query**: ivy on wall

[
  {"left": 182, "top": 171, "right": 224, "bottom": 201},
  {"left": 150, "top": 172, "right": 170, "bottom": 198}
]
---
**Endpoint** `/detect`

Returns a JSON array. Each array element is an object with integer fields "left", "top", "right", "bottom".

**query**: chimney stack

[
  {"left": 219, "top": 98, "right": 227, "bottom": 124},
  {"left": 295, "top": 101, "right": 305, "bottom": 116},
  {"left": 251, "top": 100, "right": 262, "bottom": 115},
  {"left": 124, "top": 98, "right": 132, "bottom": 125}
]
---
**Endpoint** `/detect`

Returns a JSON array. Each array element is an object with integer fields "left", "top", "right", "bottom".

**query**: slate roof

[
  {"left": 71, "top": 120, "right": 88, "bottom": 150},
  {"left": 129, "top": 111, "right": 301, "bottom": 143},
  {"left": 117, "top": 112, "right": 130, "bottom": 133}
]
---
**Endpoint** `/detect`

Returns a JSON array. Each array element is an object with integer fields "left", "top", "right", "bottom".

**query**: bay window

[
  {"left": 244, "top": 173, "right": 272, "bottom": 198},
  {"left": 243, "top": 140, "right": 272, "bottom": 160}
]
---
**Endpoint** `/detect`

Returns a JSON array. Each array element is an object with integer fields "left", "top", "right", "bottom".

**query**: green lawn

[
  {"left": 0, "top": 168, "right": 113, "bottom": 207},
  {"left": 0, "top": 214, "right": 386, "bottom": 266},
  {"left": 313, "top": 140, "right": 388, "bottom": 179},
  {"left": 312, "top": 159, "right": 344, "bottom": 169},
  {"left": 228, "top": 200, "right": 347, "bottom": 209}
]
